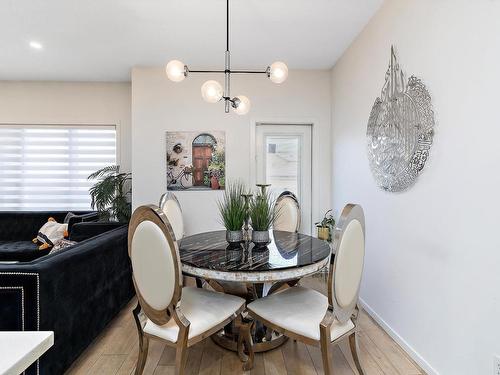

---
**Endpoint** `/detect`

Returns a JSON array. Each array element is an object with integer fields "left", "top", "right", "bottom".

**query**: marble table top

[
  {"left": 0, "top": 331, "right": 54, "bottom": 375},
  {"left": 179, "top": 230, "right": 331, "bottom": 282}
]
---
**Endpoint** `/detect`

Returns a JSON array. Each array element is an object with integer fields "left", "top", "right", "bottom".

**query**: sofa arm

[
  {"left": 0, "top": 269, "right": 40, "bottom": 331},
  {"left": 69, "top": 222, "right": 126, "bottom": 242},
  {"left": 0, "top": 226, "right": 134, "bottom": 375}
]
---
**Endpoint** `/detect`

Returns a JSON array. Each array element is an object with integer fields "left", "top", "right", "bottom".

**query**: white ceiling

[{"left": 0, "top": 0, "right": 383, "bottom": 82}]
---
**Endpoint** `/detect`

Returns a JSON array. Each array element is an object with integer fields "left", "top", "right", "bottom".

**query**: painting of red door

[
  {"left": 192, "top": 145, "right": 212, "bottom": 185},
  {"left": 166, "top": 131, "right": 225, "bottom": 191}
]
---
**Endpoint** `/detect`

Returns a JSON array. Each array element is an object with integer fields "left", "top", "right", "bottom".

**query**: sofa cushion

[
  {"left": 0, "top": 241, "right": 50, "bottom": 262},
  {"left": 69, "top": 222, "right": 126, "bottom": 242}
]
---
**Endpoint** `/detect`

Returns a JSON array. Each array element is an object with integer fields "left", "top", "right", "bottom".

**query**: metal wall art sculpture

[{"left": 367, "top": 46, "right": 435, "bottom": 192}]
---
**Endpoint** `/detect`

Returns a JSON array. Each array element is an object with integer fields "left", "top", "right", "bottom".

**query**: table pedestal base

[{"left": 211, "top": 329, "right": 288, "bottom": 353}]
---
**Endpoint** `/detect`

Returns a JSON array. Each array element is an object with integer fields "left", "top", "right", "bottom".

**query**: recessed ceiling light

[{"left": 29, "top": 41, "right": 43, "bottom": 50}]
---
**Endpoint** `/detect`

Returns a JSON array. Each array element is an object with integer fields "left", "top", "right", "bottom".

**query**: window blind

[{"left": 0, "top": 125, "right": 117, "bottom": 211}]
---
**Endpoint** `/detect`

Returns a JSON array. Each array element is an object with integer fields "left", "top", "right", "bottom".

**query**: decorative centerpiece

[
  {"left": 367, "top": 46, "right": 434, "bottom": 192},
  {"left": 249, "top": 188, "right": 278, "bottom": 246},
  {"left": 241, "top": 193, "right": 253, "bottom": 242},
  {"left": 217, "top": 181, "right": 247, "bottom": 244},
  {"left": 315, "top": 209, "right": 335, "bottom": 242}
]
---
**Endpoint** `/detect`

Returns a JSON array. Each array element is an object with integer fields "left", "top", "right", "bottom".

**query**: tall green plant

[
  {"left": 249, "top": 190, "right": 280, "bottom": 231},
  {"left": 88, "top": 165, "right": 132, "bottom": 222},
  {"left": 217, "top": 181, "right": 247, "bottom": 231}
]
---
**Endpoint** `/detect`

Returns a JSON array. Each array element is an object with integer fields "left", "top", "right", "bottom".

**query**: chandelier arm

[
  {"left": 188, "top": 70, "right": 267, "bottom": 74},
  {"left": 189, "top": 70, "right": 226, "bottom": 73},
  {"left": 230, "top": 70, "right": 268, "bottom": 74}
]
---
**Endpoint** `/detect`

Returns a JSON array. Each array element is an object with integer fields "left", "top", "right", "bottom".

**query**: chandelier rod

[{"left": 226, "top": 0, "right": 229, "bottom": 52}]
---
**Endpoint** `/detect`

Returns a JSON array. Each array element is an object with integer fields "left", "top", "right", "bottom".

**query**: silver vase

[
  {"left": 252, "top": 230, "right": 270, "bottom": 246},
  {"left": 226, "top": 230, "right": 243, "bottom": 244}
]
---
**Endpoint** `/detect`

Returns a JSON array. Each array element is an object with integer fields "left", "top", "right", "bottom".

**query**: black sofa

[{"left": 0, "top": 211, "right": 135, "bottom": 375}]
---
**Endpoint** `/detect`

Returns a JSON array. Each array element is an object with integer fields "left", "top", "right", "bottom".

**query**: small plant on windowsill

[
  {"left": 217, "top": 181, "right": 247, "bottom": 244},
  {"left": 88, "top": 165, "right": 132, "bottom": 223},
  {"left": 316, "top": 209, "right": 335, "bottom": 242}
]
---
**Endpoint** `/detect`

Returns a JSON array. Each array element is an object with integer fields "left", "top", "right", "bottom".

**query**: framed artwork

[{"left": 166, "top": 131, "right": 225, "bottom": 191}]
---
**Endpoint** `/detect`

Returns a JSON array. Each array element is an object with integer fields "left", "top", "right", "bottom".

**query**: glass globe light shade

[
  {"left": 233, "top": 95, "right": 251, "bottom": 115},
  {"left": 268, "top": 61, "right": 288, "bottom": 84},
  {"left": 201, "top": 80, "right": 223, "bottom": 103},
  {"left": 166, "top": 60, "right": 186, "bottom": 82}
]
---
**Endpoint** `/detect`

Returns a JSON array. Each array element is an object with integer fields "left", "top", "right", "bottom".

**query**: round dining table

[{"left": 179, "top": 229, "right": 331, "bottom": 353}]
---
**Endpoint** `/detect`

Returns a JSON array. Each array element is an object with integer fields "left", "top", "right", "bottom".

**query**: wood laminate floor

[{"left": 66, "top": 277, "right": 425, "bottom": 375}]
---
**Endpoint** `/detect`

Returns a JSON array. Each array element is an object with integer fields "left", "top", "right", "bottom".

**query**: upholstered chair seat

[
  {"left": 247, "top": 286, "right": 354, "bottom": 341},
  {"left": 144, "top": 286, "right": 244, "bottom": 342}
]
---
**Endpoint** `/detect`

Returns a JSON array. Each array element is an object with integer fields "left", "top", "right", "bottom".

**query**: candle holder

[
  {"left": 241, "top": 193, "right": 253, "bottom": 242},
  {"left": 256, "top": 183, "right": 271, "bottom": 195}
]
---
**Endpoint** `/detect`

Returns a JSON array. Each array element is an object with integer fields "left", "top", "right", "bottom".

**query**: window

[{"left": 0, "top": 125, "right": 117, "bottom": 211}]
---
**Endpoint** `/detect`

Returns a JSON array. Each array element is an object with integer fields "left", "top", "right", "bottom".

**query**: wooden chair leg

[
  {"left": 349, "top": 332, "right": 365, "bottom": 375},
  {"left": 134, "top": 335, "right": 149, "bottom": 375},
  {"left": 320, "top": 340, "right": 332, "bottom": 375},
  {"left": 237, "top": 318, "right": 255, "bottom": 371},
  {"left": 133, "top": 303, "right": 149, "bottom": 375},
  {"left": 175, "top": 327, "right": 189, "bottom": 375}
]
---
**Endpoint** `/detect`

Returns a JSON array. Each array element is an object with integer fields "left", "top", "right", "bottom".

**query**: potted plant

[
  {"left": 88, "top": 165, "right": 132, "bottom": 222},
  {"left": 217, "top": 181, "right": 247, "bottom": 244},
  {"left": 249, "top": 190, "right": 279, "bottom": 246},
  {"left": 316, "top": 209, "right": 335, "bottom": 242}
]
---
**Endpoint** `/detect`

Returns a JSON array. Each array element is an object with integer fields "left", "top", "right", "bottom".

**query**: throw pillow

[
  {"left": 49, "top": 239, "right": 77, "bottom": 255},
  {"left": 63, "top": 212, "right": 76, "bottom": 224},
  {"left": 33, "top": 217, "right": 69, "bottom": 250}
]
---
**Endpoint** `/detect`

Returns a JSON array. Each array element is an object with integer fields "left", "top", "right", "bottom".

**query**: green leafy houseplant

[
  {"left": 217, "top": 181, "right": 247, "bottom": 230},
  {"left": 88, "top": 165, "right": 132, "bottom": 222}
]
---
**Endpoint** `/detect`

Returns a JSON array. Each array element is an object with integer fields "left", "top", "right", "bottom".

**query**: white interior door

[{"left": 255, "top": 124, "right": 312, "bottom": 234}]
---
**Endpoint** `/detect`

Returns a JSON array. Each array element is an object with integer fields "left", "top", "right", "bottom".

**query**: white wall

[
  {"left": 131, "top": 68, "right": 331, "bottom": 235},
  {"left": 0, "top": 81, "right": 132, "bottom": 170},
  {"left": 330, "top": 0, "right": 500, "bottom": 374}
]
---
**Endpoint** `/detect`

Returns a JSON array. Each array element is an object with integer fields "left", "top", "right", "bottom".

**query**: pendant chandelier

[{"left": 165, "top": 0, "right": 288, "bottom": 115}]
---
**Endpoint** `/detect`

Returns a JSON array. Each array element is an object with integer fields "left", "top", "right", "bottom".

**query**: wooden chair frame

[
  {"left": 129, "top": 205, "right": 246, "bottom": 375},
  {"left": 246, "top": 203, "right": 366, "bottom": 375}
]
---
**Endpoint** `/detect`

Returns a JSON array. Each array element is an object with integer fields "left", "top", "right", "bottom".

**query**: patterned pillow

[
  {"left": 32, "top": 217, "right": 68, "bottom": 250},
  {"left": 49, "top": 239, "right": 77, "bottom": 255}
]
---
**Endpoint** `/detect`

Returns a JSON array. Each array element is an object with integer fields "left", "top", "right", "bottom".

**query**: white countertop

[{"left": 0, "top": 331, "right": 54, "bottom": 375}]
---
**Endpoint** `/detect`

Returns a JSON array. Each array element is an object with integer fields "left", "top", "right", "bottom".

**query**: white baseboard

[{"left": 359, "top": 298, "right": 439, "bottom": 375}]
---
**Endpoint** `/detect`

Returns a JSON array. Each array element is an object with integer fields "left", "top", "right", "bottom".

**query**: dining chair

[
  {"left": 273, "top": 191, "right": 300, "bottom": 232},
  {"left": 159, "top": 192, "right": 184, "bottom": 241},
  {"left": 246, "top": 203, "right": 366, "bottom": 375},
  {"left": 128, "top": 205, "right": 247, "bottom": 375},
  {"left": 159, "top": 193, "right": 203, "bottom": 287}
]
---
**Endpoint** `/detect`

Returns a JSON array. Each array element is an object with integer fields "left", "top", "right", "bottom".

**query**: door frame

[{"left": 249, "top": 118, "right": 320, "bottom": 235}]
